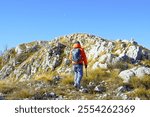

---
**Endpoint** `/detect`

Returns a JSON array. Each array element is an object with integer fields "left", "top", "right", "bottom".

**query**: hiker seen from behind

[{"left": 69, "top": 41, "right": 88, "bottom": 89}]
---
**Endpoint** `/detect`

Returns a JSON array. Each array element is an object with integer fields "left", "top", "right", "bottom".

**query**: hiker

[{"left": 69, "top": 41, "right": 87, "bottom": 89}]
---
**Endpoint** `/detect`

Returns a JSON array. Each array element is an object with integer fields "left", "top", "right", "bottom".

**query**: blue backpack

[{"left": 72, "top": 48, "right": 81, "bottom": 62}]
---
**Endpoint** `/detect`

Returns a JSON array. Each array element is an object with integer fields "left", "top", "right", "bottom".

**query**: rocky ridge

[{"left": 0, "top": 33, "right": 150, "bottom": 100}]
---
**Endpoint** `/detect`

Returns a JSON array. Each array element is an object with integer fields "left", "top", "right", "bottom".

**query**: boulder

[
  {"left": 119, "top": 69, "right": 135, "bottom": 82},
  {"left": 126, "top": 46, "right": 142, "bottom": 60},
  {"left": 15, "top": 45, "right": 26, "bottom": 54},
  {"left": 92, "top": 62, "right": 108, "bottom": 69},
  {"left": 119, "top": 66, "right": 150, "bottom": 82},
  {"left": 134, "top": 67, "right": 150, "bottom": 77},
  {"left": 89, "top": 41, "right": 114, "bottom": 59},
  {"left": 99, "top": 53, "right": 121, "bottom": 65}
]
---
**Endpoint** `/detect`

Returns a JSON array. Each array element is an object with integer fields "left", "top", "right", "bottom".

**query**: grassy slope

[{"left": 0, "top": 68, "right": 149, "bottom": 100}]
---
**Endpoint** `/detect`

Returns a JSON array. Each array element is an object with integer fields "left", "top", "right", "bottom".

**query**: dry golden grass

[
  {"left": 82, "top": 68, "right": 110, "bottom": 85},
  {"left": 141, "top": 59, "right": 150, "bottom": 67},
  {"left": 129, "top": 75, "right": 150, "bottom": 89},
  {"left": 60, "top": 74, "right": 74, "bottom": 85},
  {"left": 125, "top": 75, "right": 150, "bottom": 99},
  {"left": 128, "top": 88, "right": 150, "bottom": 100},
  {"left": 0, "top": 80, "right": 17, "bottom": 94},
  {"left": 7, "top": 88, "right": 35, "bottom": 99},
  {"left": 35, "top": 71, "right": 58, "bottom": 82},
  {"left": 0, "top": 67, "right": 149, "bottom": 100},
  {"left": 35, "top": 74, "right": 53, "bottom": 82}
]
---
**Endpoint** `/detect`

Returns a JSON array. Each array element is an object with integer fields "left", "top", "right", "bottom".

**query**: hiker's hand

[{"left": 85, "top": 65, "right": 87, "bottom": 68}]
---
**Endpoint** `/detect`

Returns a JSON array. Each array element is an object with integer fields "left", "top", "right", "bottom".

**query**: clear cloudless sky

[{"left": 0, "top": 0, "right": 150, "bottom": 51}]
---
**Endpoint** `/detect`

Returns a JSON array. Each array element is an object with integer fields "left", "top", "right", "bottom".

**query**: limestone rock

[
  {"left": 0, "top": 65, "right": 14, "bottom": 80},
  {"left": 119, "top": 66, "right": 150, "bottom": 82},
  {"left": 119, "top": 69, "right": 135, "bottom": 82},
  {"left": 99, "top": 53, "right": 121, "bottom": 65},
  {"left": 92, "top": 62, "right": 108, "bottom": 69},
  {"left": 126, "top": 46, "right": 142, "bottom": 60},
  {"left": 1, "top": 33, "right": 150, "bottom": 83},
  {"left": 89, "top": 41, "right": 114, "bottom": 59},
  {"left": 15, "top": 45, "right": 25, "bottom": 54},
  {"left": 134, "top": 67, "right": 150, "bottom": 77}
]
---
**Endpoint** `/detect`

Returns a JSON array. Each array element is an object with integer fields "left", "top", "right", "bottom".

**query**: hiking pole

[{"left": 86, "top": 67, "right": 88, "bottom": 77}]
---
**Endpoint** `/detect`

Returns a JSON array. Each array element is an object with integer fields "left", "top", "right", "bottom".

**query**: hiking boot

[{"left": 74, "top": 84, "right": 77, "bottom": 88}]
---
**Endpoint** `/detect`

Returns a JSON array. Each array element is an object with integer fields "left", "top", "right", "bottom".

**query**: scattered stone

[
  {"left": 52, "top": 75, "right": 61, "bottom": 81},
  {"left": 88, "top": 82, "right": 95, "bottom": 87},
  {"left": 120, "top": 94, "right": 128, "bottom": 100},
  {"left": 0, "top": 93, "right": 4, "bottom": 100},
  {"left": 79, "top": 88, "right": 88, "bottom": 93},
  {"left": 94, "top": 85, "right": 106, "bottom": 93},
  {"left": 116, "top": 86, "right": 132, "bottom": 93},
  {"left": 44, "top": 92, "right": 57, "bottom": 99},
  {"left": 56, "top": 95, "right": 63, "bottom": 100},
  {"left": 135, "top": 97, "right": 140, "bottom": 100}
]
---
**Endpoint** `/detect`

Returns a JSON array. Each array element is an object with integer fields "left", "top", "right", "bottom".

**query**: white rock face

[
  {"left": 126, "top": 46, "right": 142, "bottom": 60},
  {"left": 89, "top": 41, "right": 114, "bottom": 59},
  {"left": 15, "top": 45, "right": 25, "bottom": 54},
  {"left": 119, "top": 66, "right": 150, "bottom": 82},
  {"left": 92, "top": 62, "right": 108, "bottom": 69},
  {"left": 134, "top": 67, "right": 150, "bottom": 77},
  {"left": 99, "top": 53, "right": 121, "bottom": 65},
  {"left": 119, "top": 70, "right": 135, "bottom": 82}
]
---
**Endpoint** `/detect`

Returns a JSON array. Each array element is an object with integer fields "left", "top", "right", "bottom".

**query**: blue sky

[{"left": 0, "top": 0, "right": 150, "bottom": 51}]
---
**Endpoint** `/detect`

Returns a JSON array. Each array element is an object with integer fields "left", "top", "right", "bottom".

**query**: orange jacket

[{"left": 69, "top": 43, "right": 88, "bottom": 65}]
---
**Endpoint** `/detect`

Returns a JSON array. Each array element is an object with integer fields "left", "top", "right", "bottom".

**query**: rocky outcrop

[
  {"left": 89, "top": 41, "right": 115, "bottom": 59},
  {"left": 1, "top": 33, "right": 150, "bottom": 100},
  {"left": 119, "top": 66, "right": 150, "bottom": 82},
  {"left": 126, "top": 46, "right": 142, "bottom": 60},
  {"left": 0, "top": 33, "right": 150, "bottom": 82}
]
